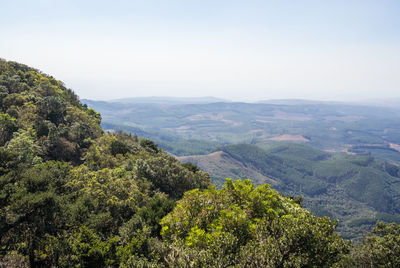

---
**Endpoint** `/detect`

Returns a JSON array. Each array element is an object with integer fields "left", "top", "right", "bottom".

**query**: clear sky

[{"left": 1, "top": 0, "right": 400, "bottom": 102}]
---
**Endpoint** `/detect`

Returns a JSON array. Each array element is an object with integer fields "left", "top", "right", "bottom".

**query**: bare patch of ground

[
  {"left": 324, "top": 115, "right": 363, "bottom": 121},
  {"left": 187, "top": 113, "right": 242, "bottom": 126},
  {"left": 272, "top": 111, "right": 312, "bottom": 121},
  {"left": 269, "top": 134, "right": 310, "bottom": 142},
  {"left": 249, "top": 129, "right": 263, "bottom": 134},
  {"left": 324, "top": 148, "right": 356, "bottom": 155},
  {"left": 255, "top": 119, "right": 272, "bottom": 123},
  {"left": 255, "top": 111, "right": 312, "bottom": 122},
  {"left": 389, "top": 143, "right": 400, "bottom": 152},
  {"left": 164, "top": 126, "right": 192, "bottom": 133}
]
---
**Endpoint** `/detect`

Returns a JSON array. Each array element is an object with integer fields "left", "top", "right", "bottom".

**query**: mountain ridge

[
  {"left": 1, "top": 59, "right": 399, "bottom": 266},
  {"left": 178, "top": 142, "right": 400, "bottom": 239},
  {"left": 84, "top": 98, "right": 400, "bottom": 162},
  {"left": 95, "top": 96, "right": 228, "bottom": 104}
]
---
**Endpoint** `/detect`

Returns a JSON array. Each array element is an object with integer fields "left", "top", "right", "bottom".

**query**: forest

[{"left": 0, "top": 59, "right": 399, "bottom": 267}]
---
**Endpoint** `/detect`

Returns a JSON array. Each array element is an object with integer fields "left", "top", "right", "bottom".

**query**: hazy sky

[{"left": 1, "top": 0, "right": 400, "bottom": 102}]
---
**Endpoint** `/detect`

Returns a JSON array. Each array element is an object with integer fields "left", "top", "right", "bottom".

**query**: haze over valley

[
  {"left": 2, "top": 0, "right": 400, "bottom": 266},
  {"left": 84, "top": 97, "right": 400, "bottom": 239}
]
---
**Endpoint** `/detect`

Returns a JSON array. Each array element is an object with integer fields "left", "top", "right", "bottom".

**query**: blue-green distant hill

[
  {"left": 83, "top": 98, "right": 400, "bottom": 163},
  {"left": 107, "top": 96, "right": 227, "bottom": 104},
  {"left": 179, "top": 143, "right": 400, "bottom": 240}
]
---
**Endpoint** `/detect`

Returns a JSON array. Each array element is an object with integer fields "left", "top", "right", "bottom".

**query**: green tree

[
  {"left": 111, "top": 140, "right": 130, "bottom": 156},
  {"left": 0, "top": 113, "right": 17, "bottom": 145},
  {"left": 337, "top": 222, "right": 400, "bottom": 267},
  {"left": 134, "top": 155, "right": 211, "bottom": 198},
  {"left": 6, "top": 129, "right": 42, "bottom": 164},
  {"left": 0, "top": 161, "right": 71, "bottom": 267},
  {"left": 161, "top": 179, "right": 349, "bottom": 267},
  {"left": 139, "top": 138, "right": 159, "bottom": 153},
  {"left": 38, "top": 96, "right": 67, "bottom": 125},
  {"left": 67, "top": 226, "right": 119, "bottom": 268}
]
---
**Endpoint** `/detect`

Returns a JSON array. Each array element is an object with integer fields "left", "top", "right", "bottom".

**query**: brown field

[
  {"left": 324, "top": 115, "right": 363, "bottom": 121},
  {"left": 389, "top": 143, "right": 400, "bottom": 152},
  {"left": 187, "top": 113, "right": 242, "bottom": 126},
  {"left": 272, "top": 111, "right": 312, "bottom": 121},
  {"left": 268, "top": 134, "right": 310, "bottom": 142}
]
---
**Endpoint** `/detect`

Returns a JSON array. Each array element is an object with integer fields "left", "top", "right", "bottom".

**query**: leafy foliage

[
  {"left": 184, "top": 143, "right": 400, "bottom": 239},
  {"left": 161, "top": 179, "right": 349, "bottom": 267},
  {"left": 0, "top": 60, "right": 210, "bottom": 267},
  {"left": 0, "top": 59, "right": 102, "bottom": 164},
  {"left": 337, "top": 222, "right": 400, "bottom": 267},
  {"left": 0, "top": 59, "right": 399, "bottom": 267}
]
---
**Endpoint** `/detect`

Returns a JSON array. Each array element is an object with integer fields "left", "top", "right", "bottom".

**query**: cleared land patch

[{"left": 269, "top": 134, "right": 310, "bottom": 142}]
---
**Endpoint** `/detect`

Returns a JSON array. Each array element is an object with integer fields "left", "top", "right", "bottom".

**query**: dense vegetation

[
  {"left": 181, "top": 143, "right": 400, "bottom": 239},
  {"left": 0, "top": 59, "right": 211, "bottom": 267},
  {"left": 0, "top": 59, "right": 399, "bottom": 267},
  {"left": 161, "top": 179, "right": 348, "bottom": 267}
]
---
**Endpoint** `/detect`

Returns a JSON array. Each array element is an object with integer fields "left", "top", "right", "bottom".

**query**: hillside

[
  {"left": 0, "top": 59, "right": 211, "bottom": 266},
  {"left": 179, "top": 143, "right": 400, "bottom": 239},
  {"left": 84, "top": 98, "right": 400, "bottom": 163},
  {"left": 178, "top": 151, "right": 277, "bottom": 187},
  {"left": 1, "top": 59, "right": 399, "bottom": 267}
]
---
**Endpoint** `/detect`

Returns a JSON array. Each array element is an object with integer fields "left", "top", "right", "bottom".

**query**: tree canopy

[
  {"left": 0, "top": 59, "right": 399, "bottom": 267},
  {"left": 161, "top": 179, "right": 349, "bottom": 267}
]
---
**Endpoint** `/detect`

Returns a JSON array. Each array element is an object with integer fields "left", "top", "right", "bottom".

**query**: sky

[{"left": 1, "top": 0, "right": 400, "bottom": 102}]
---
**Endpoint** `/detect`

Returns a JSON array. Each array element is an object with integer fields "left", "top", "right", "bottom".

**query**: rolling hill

[
  {"left": 84, "top": 97, "right": 400, "bottom": 239},
  {"left": 2, "top": 59, "right": 399, "bottom": 266},
  {"left": 84, "top": 98, "right": 400, "bottom": 163},
  {"left": 179, "top": 143, "right": 400, "bottom": 239}
]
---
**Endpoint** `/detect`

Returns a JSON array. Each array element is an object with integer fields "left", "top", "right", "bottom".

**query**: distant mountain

[
  {"left": 83, "top": 96, "right": 400, "bottom": 239},
  {"left": 105, "top": 96, "right": 228, "bottom": 104},
  {"left": 179, "top": 143, "right": 400, "bottom": 239},
  {"left": 84, "top": 98, "right": 400, "bottom": 162},
  {"left": 3, "top": 59, "right": 399, "bottom": 266},
  {"left": 360, "top": 98, "right": 400, "bottom": 109},
  {"left": 257, "top": 99, "right": 341, "bottom": 105},
  {"left": 258, "top": 98, "right": 400, "bottom": 109}
]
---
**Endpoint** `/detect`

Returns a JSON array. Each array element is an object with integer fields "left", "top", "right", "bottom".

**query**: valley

[
  {"left": 4, "top": 0, "right": 400, "bottom": 264},
  {"left": 179, "top": 143, "right": 400, "bottom": 239},
  {"left": 84, "top": 98, "right": 400, "bottom": 162},
  {"left": 85, "top": 97, "right": 400, "bottom": 239}
]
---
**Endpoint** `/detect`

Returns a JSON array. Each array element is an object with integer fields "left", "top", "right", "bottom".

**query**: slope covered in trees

[
  {"left": 0, "top": 59, "right": 211, "bottom": 267},
  {"left": 161, "top": 179, "right": 348, "bottom": 267},
  {"left": 180, "top": 143, "right": 400, "bottom": 239},
  {"left": 0, "top": 59, "right": 399, "bottom": 267}
]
